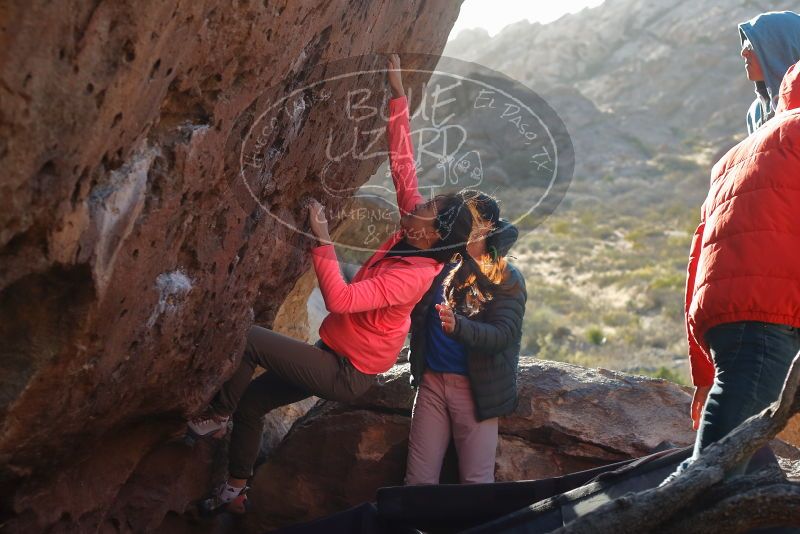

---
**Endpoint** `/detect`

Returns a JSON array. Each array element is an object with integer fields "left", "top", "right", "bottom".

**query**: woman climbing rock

[{"left": 187, "top": 54, "right": 476, "bottom": 514}]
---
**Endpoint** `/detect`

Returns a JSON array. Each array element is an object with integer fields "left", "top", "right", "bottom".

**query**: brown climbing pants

[{"left": 211, "top": 325, "right": 376, "bottom": 479}]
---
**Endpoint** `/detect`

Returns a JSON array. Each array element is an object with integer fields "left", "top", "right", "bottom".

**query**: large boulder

[
  {"left": 245, "top": 403, "right": 411, "bottom": 533},
  {"left": 0, "top": 1, "right": 462, "bottom": 532},
  {"left": 246, "top": 358, "right": 696, "bottom": 529}
]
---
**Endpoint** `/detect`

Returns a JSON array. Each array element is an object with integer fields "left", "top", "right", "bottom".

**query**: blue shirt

[{"left": 425, "top": 278, "right": 468, "bottom": 375}]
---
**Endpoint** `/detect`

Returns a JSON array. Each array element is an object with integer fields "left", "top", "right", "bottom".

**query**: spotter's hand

[{"left": 435, "top": 303, "right": 456, "bottom": 334}]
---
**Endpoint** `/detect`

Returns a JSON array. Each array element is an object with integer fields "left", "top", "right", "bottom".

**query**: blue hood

[{"left": 739, "top": 11, "right": 800, "bottom": 133}]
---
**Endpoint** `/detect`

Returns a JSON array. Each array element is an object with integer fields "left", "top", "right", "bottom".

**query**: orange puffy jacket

[{"left": 686, "top": 60, "right": 800, "bottom": 387}]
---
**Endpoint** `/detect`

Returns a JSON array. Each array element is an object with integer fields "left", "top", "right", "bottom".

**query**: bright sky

[{"left": 448, "top": 0, "right": 607, "bottom": 40}]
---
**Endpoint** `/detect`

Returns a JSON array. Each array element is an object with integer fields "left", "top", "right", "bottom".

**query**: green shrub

[
  {"left": 586, "top": 326, "right": 606, "bottom": 345},
  {"left": 650, "top": 272, "right": 684, "bottom": 290},
  {"left": 601, "top": 310, "right": 634, "bottom": 327},
  {"left": 551, "top": 220, "right": 571, "bottom": 235}
]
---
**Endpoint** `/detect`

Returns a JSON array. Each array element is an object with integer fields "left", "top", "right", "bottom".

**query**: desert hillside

[{"left": 437, "top": 0, "right": 799, "bottom": 382}]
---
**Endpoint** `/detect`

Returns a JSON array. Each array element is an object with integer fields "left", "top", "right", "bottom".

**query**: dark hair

[
  {"left": 442, "top": 190, "right": 507, "bottom": 316},
  {"left": 425, "top": 193, "right": 473, "bottom": 263},
  {"left": 460, "top": 189, "right": 499, "bottom": 225}
]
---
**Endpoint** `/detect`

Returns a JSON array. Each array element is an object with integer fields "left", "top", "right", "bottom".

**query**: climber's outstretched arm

[{"left": 386, "top": 54, "right": 424, "bottom": 216}]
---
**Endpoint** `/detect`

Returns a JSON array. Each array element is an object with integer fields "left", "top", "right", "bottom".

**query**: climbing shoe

[
  {"left": 197, "top": 482, "right": 249, "bottom": 516},
  {"left": 185, "top": 411, "right": 229, "bottom": 446}
]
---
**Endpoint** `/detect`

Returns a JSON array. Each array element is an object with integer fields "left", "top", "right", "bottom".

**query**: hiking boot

[
  {"left": 185, "top": 411, "right": 230, "bottom": 446},
  {"left": 198, "top": 483, "right": 249, "bottom": 516}
]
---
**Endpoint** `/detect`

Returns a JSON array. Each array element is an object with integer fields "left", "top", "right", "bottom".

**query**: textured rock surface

[
  {"left": 272, "top": 268, "right": 317, "bottom": 344},
  {"left": 258, "top": 397, "right": 319, "bottom": 461},
  {"left": 0, "top": 1, "right": 462, "bottom": 531},
  {"left": 778, "top": 414, "right": 800, "bottom": 450},
  {"left": 245, "top": 403, "right": 411, "bottom": 533},
  {"left": 247, "top": 358, "right": 697, "bottom": 529}
]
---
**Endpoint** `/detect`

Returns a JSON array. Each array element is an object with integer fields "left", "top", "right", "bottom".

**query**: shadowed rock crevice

[{"left": 0, "top": 263, "right": 95, "bottom": 418}]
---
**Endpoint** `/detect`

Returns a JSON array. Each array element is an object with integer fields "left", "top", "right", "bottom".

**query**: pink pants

[{"left": 405, "top": 371, "right": 499, "bottom": 485}]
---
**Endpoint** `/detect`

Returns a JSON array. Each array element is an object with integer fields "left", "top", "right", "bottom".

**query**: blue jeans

[
  {"left": 696, "top": 321, "right": 800, "bottom": 457},
  {"left": 663, "top": 321, "right": 800, "bottom": 487}
]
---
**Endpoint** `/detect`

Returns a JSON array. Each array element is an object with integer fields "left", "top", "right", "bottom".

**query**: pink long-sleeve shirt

[{"left": 311, "top": 96, "right": 443, "bottom": 375}]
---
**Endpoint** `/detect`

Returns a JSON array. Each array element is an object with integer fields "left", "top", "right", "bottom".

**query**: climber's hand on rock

[
  {"left": 386, "top": 54, "right": 404, "bottom": 98},
  {"left": 691, "top": 385, "right": 711, "bottom": 431},
  {"left": 308, "top": 199, "right": 331, "bottom": 245},
  {"left": 435, "top": 303, "right": 456, "bottom": 334}
]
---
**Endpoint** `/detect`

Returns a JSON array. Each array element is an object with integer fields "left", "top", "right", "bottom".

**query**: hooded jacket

[
  {"left": 312, "top": 96, "right": 443, "bottom": 375},
  {"left": 685, "top": 60, "right": 800, "bottom": 387},
  {"left": 409, "top": 220, "right": 527, "bottom": 420},
  {"left": 738, "top": 11, "right": 800, "bottom": 135}
]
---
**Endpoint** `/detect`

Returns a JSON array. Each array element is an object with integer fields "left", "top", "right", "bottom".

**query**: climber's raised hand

[
  {"left": 386, "top": 53, "right": 405, "bottom": 98},
  {"left": 308, "top": 199, "right": 331, "bottom": 245}
]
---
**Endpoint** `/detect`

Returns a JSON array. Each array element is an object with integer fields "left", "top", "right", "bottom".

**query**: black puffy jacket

[{"left": 409, "top": 221, "right": 527, "bottom": 420}]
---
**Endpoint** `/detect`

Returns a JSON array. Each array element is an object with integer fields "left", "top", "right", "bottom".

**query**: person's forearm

[
  {"left": 387, "top": 96, "right": 423, "bottom": 214},
  {"left": 311, "top": 244, "right": 350, "bottom": 314},
  {"left": 391, "top": 83, "right": 404, "bottom": 98},
  {"left": 685, "top": 221, "right": 713, "bottom": 387},
  {"left": 311, "top": 244, "right": 413, "bottom": 314},
  {"left": 387, "top": 53, "right": 405, "bottom": 98},
  {"left": 451, "top": 315, "right": 518, "bottom": 353},
  {"left": 315, "top": 232, "right": 331, "bottom": 247}
]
